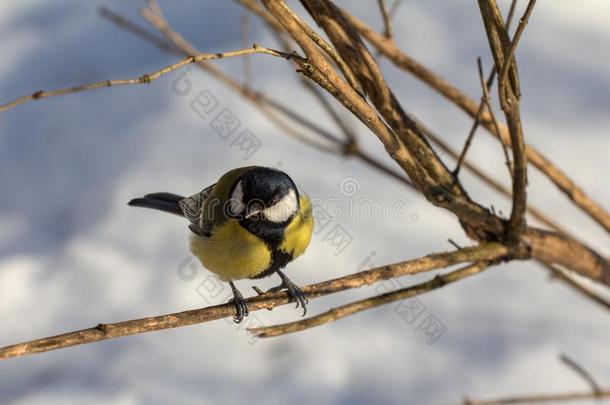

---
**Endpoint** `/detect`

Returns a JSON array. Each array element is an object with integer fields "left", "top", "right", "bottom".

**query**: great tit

[{"left": 128, "top": 166, "right": 314, "bottom": 322}]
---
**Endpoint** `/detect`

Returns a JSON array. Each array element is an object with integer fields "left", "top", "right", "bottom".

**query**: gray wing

[{"left": 178, "top": 183, "right": 216, "bottom": 237}]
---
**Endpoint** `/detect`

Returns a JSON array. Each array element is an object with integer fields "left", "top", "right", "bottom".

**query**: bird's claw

[
  {"left": 268, "top": 272, "right": 308, "bottom": 317},
  {"left": 228, "top": 282, "right": 249, "bottom": 323}
]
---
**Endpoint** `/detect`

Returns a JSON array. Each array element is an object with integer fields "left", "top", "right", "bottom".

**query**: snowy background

[{"left": 0, "top": 1, "right": 609, "bottom": 404}]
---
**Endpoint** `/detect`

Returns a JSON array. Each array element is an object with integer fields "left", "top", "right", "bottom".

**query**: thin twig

[
  {"left": 299, "top": 75, "right": 358, "bottom": 146},
  {"left": 249, "top": 261, "right": 491, "bottom": 338},
  {"left": 454, "top": 0, "right": 519, "bottom": 177},
  {"left": 0, "top": 244, "right": 510, "bottom": 359},
  {"left": 401, "top": 106, "right": 577, "bottom": 239},
  {"left": 374, "top": 0, "right": 402, "bottom": 60},
  {"left": 278, "top": 0, "right": 364, "bottom": 96},
  {"left": 258, "top": 102, "right": 341, "bottom": 153},
  {"left": 346, "top": 11, "right": 610, "bottom": 234},
  {"left": 98, "top": 7, "right": 178, "bottom": 54},
  {"left": 463, "top": 389, "right": 610, "bottom": 404},
  {"left": 454, "top": 61, "right": 500, "bottom": 177},
  {"left": 505, "top": 0, "right": 520, "bottom": 31},
  {"left": 0, "top": 46, "right": 295, "bottom": 114},
  {"left": 261, "top": 14, "right": 358, "bottom": 145},
  {"left": 448, "top": 239, "right": 462, "bottom": 249},
  {"left": 388, "top": 0, "right": 403, "bottom": 20},
  {"left": 559, "top": 353, "right": 603, "bottom": 396},
  {"left": 297, "top": 0, "right": 464, "bottom": 197},
  {"left": 498, "top": 0, "right": 538, "bottom": 106},
  {"left": 479, "top": 0, "right": 537, "bottom": 241},
  {"left": 477, "top": 58, "right": 513, "bottom": 178},
  {"left": 139, "top": 2, "right": 414, "bottom": 189},
  {"left": 377, "top": 0, "right": 393, "bottom": 39},
  {"left": 545, "top": 264, "right": 610, "bottom": 311}
]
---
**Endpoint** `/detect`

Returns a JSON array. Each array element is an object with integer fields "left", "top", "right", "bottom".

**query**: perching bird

[{"left": 128, "top": 166, "right": 314, "bottom": 323}]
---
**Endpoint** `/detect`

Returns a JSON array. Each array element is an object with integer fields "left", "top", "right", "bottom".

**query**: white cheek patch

[
  {"left": 229, "top": 180, "right": 245, "bottom": 215},
  {"left": 263, "top": 189, "right": 298, "bottom": 223}
]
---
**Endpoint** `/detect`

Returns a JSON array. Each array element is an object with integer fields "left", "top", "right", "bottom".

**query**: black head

[{"left": 228, "top": 167, "right": 299, "bottom": 224}]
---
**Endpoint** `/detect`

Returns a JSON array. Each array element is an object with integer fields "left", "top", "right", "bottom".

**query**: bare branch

[
  {"left": 526, "top": 228, "right": 610, "bottom": 286},
  {"left": 454, "top": 0, "right": 519, "bottom": 176},
  {"left": 0, "top": 46, "right": 296, "bottom": 114},
  {"left": 463, "top": 390, "right": 610, "bottom": 404},
  {"left": 139, "top": 1, "right": 414, "bottom": 189},
  {"left": 346, "top": 11, "right": 610, "bottom": 234},
  {"left": 0, "top": 244, "right": 510, "bottom": 360},
  {"left": 498, "top": 0, "right": 538, "bottom": 101},
  {"left": 278, "top": 0, "right": 364, "bottom": 96},
  {"left": 477, "top": 58, "right": 513, "bottom": 177},
  {"left": 559, "top": 353, "right": 603, "bottom": 396},
  {"left": 391, "top": 94, "right": 576, "bottom": 239},
  {"left": 478, "top": 0, "right": 535, "bottom": 241},
  {"left": 249, "top": 261, "right": 490, "bottom": 338},
  {"left": 377, "top": 0, "right": 393, "bottom": 39},
  {"left": 98, "top": 7, "right": 177, "bottom": 54},
  {"left": 545, "top": 264, "right": 610, "bottom": 311}
]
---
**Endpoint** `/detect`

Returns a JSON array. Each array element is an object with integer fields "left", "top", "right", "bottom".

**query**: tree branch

[
  {"left": 233, "top": 0, "right": 574, "bottom": 241},
  {"left": 463, "top": 390, "right": 610, "bottom": 405},
  {"left": 476, "top": 57, "right": 513, "bottom": 178},
  {"left": 478, "top": 0, "right": 536, "bottom": 241},
  {"left": 559, "top": 353, "right": 603, "bottom": 396},
  {"left": 544, "top": 264, "right": 610, "bottom": 311},
  {"left": 139, "top": 1, "right": 415, "bottom": 189},
  {"left": 249, "top": 261, "right": 490, "bottom": 338},
  {"left": 0, "top": 244, "right": 510, "bottom": 360},
  {"left": 0, "top": 46, "right": 296, "bottom": 113},
  {"left": 377, "top": 0, "right": 393, "bottom": 39},
  {"left": 346, "top": 11, "right": 610, "bottom": 235},
  {"left": 454, "top": 0, "right": 519, "bottom": 177}
]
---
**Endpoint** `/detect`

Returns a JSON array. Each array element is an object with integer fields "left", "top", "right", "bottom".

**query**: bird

[{"left": 128, "top": 166, "right": 314, "bottom": 323}]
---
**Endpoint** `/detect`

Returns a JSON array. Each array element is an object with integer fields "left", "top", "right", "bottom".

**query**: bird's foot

[
  {"left": 228, "top": 281, "right": 249, "bottom": 323},
  {"left": 267, "top": 270, "right": 308, "bottom": 317}
]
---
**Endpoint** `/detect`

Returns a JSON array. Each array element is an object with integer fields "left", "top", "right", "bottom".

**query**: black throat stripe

[{"left": 240, "top": 218, "right": 296, "bottom": 279}]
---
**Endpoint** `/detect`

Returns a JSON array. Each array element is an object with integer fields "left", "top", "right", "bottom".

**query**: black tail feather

[{"left": 128, "top": 192, "right": 185, "bottom": 216}]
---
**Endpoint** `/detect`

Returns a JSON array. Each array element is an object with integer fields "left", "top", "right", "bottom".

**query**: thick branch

[
  {"left": 234, "top": 0, "right": 569, "bottom": 239},
  {"left": 526, "top": 228, "right": 610, "bottom": 286},
  {"left": 263, "top": 0, "right": 609, "bottom": 285},
  {"left": 103, "top": 5, "right": 413, "bottom": 188},
  {"left": 346, "top": 12, "right": 610, "bottom": 235},
  {"left": 261, "top": 0, "right": 430, "bottom": 193}
]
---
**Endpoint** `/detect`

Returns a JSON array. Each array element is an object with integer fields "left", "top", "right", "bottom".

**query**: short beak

[{"left": 245, "top": 204, "right": 264, "bottom": 219}]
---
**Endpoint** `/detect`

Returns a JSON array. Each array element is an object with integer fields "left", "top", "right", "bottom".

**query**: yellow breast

[
  {"left": 189, "top": 219, "right": 271, "bottom": 281},
  {"left": 189, "top": 194, "right": 314, "bottom": 281},
  {"left": 279, "top": 195, "right": 314, "bottom": 258}
]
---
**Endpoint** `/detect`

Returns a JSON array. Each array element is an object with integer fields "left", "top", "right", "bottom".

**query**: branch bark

[
  {"left": 0, "top": 244, "right": 509, "bottom": 360},
  {"left": 250, "top": 261, "right": 490, "bottom": 338},
  {"left": 0, "top": 46, "right": 295, "bottom": 113},
  {"left": 477, "top": 0, "right": 534, "bottom": 241},
  {"left": 463, "top": 390, "right": 610, "bottom": 405},
  {"left": 0, "top": 0, "right": 608, "bottom": 363},
  {"left": 346, "top": 12, "right": 610, "bottom": 235}
]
